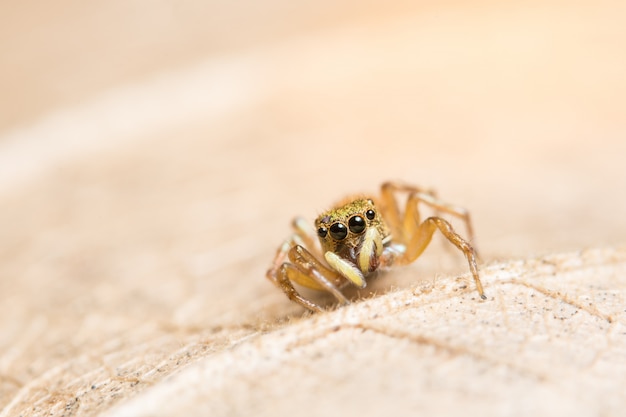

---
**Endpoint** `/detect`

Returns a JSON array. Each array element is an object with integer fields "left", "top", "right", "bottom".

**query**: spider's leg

[
  {"left": 401, "top": 216, "right": 486, "bottom": 299},
  {"left": 274, "top": 264, "right": 325, "bottom": 313},
  {"left": 268, "top": 245, "right": 349, "bottom": 312},
  {"left": 291, "top": 216, "right": 322, "bottom": 257},
  {"left": 380, "top": 181, "right": 436, "bottom": 245},
  {"left": 266, "top": 216, "right": 321, "bottom": 279},
  {"left": 381, "top": 181, "right": 478, "bottom": 256},
  {"left": 379, "top": 182, "right": 403, "bottom": 242}
]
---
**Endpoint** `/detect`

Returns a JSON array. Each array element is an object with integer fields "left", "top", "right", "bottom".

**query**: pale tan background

[{"left": 1, "top": 1, "right": 626, "bottom": 416}]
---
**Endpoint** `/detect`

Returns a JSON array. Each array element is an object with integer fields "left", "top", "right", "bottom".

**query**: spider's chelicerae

[{"left": 266, "top": 182, "right": 486, "bottom": 312}]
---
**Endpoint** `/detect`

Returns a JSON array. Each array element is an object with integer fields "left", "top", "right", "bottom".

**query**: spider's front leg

[
  {"left": 266, "top": 223, "right": 349, "bottom": 312},
  {"left": 380, "top": 181, "right": 477, "bottom": 249},
  {"left": 402, "top": 216, "right": 486, "bottom": 299},
  {"left": 379, "top": 182, "right": 486, "bottom": 299}
]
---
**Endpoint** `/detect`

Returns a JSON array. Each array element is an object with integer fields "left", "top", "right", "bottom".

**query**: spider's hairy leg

[
  {"left": 266, "top": 216, "right": 319, "bottom": 278},
  {"left": 291, "top": 216, "right": 321, "bottom": 257},
  {"left": 402, "top": 216, "right": 486, "bottom": 299},
  {"left": 274, "top": 263, "right": 325, "bottom": 313},
  {"left": 380, "top": 182, "right": 437, "bottom": 244},
  {"left": 410, "top": 192, "right": 477, "bottom": 249},
  {"left": 382, "top": 181, "right": 479, "bottom": 257},
  {"left": 269, "top": 245, "right": 349, "bottom": 313}
]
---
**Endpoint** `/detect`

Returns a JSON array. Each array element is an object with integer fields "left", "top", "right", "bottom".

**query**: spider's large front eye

[
  {"left": 348, "top": 215, "right": 366, "bottom": 234},
  {"left": 329, "top": 222, "right": 348, "bottom": 240},
  {"left": 317, "top": 226, "right": 328, "bottom": 238}
]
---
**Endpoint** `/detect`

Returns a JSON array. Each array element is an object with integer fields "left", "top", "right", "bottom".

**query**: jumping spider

[{"left": 267, "top": 182, "right": 486, "bottom": 312}]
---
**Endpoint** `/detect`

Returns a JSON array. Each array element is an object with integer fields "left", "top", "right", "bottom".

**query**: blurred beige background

[{"left": 1, "top": 1, "right": 625, "bottom": 416}]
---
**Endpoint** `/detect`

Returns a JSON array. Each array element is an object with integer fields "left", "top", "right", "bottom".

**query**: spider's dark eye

[
  {"left": 348, "top": 215, "right": 366, "bottom": 234},
  {"left": 365, "top": 209, "right": 376, "bottom": 220},
  {"left": 317, "top": 226, "right": 328, "bottom": 238},
  {"left": 329, "top": 223, "right": 348, "bottom": 240}
]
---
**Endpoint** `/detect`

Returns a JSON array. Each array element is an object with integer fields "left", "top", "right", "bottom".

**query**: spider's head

[{"left": 315, "top": 198, "right": 390, "bottom": 273}]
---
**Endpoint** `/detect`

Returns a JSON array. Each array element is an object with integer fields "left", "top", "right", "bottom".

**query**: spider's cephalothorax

[
  {"left": 315, "top": 198, "right": 391, "bottom": 283},
  {"left": 266, "top": 182, "right": 486, "bottom": 312}
]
